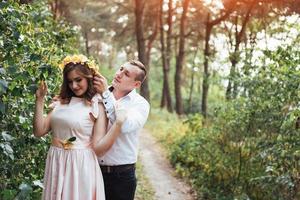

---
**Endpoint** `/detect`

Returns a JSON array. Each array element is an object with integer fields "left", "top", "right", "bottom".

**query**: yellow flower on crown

[{"left": 58, "top": 54, "right": 99, "bottom": 72}]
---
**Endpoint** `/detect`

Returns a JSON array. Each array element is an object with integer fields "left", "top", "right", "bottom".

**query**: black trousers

[{"left": 102, "top": 167, "right": 137, "bottom": 200}]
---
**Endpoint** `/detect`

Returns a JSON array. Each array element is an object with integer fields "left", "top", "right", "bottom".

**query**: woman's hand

[
  {"left": 115, "top": 104, "right": 127, "bottom": 125},
  {"left": 33, "top": 80, "right": 51, "bottom": 137},
  {"left": 36, "top": 80, "right": 47, "bottom": 100}
]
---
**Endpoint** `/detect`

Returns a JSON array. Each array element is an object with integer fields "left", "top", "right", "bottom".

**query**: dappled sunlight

[{"left": 202, "top": 0, "right": 224, "bottom": 9}]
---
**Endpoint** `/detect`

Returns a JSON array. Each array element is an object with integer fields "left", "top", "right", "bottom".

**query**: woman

[{"left": 33, "top": 55, "right": 124, "bottom": 200}]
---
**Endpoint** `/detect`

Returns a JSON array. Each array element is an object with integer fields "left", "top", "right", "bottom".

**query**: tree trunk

[
  {"left": 159, "top": 0, "right": 173, "bottom": 112},
  {"left": 165, "top": 0, "right": 173, "bottom": 112},
  {"left": 50, "top": 0, "right": 59, "bottom": 20},
  {"left": 201, "top": 7, "right": 233, "bottom": 118},
  {"left": 135, "top": 0, "right": 150, "bottom": 101},
  {"left": 188, "top": 45, "right": 199, "bottom": 112},
  {"left": 202, "top": 14, "right": 212, "bottom": 118},
  {"left": 226, "top": 0, "right": 256, "bottom": 99},
  {"left": 226, "top": 58, "right": 238, "bottom": 99},
  {"left": 146, "top": 18, "right": 158, "bottom": 67},
  {"left": 188, "top": 71, "right": 195, "bottom": 112},
  {"left": 174, "top": 0, "right": 190, "bottom": 115},
  {"left": 145, "top": 6, "right": 159, "bottom": 102},
  {"left": 48, "top": 0, "right": 66, "bottom": 20},
  {"left": 161, "top": 72, "right": 173, "bottom": 112}
]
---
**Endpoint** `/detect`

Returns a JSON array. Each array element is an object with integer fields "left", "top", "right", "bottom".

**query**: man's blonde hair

[{"left": 129, "top": 60, "right": 147, "bottom": 83}]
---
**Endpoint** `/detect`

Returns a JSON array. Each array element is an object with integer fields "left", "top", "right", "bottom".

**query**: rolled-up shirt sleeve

[
  {"left": 102, "top": 92, "right": 117, "bottom": 122},
  {"left": 121, "top": 101, "right": 150, "bottom": 134},
  {"left": 102, "top": 91, "right": 150, "bottom": 134}
]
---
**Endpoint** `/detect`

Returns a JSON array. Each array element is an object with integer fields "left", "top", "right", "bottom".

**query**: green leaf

[
  {"left": 2, "top": 131, "right": 14, "bottom": 141},
  {"left": 1, "top": 189, "right": 18, "bottom": 200},
  {"left": 0, "top": 2, "right": 8, "bottom": 10},
  {"left": 0, "top": 143, "right": 14, "bottom": 160},
  {"left": 68, "top": 136, "right": 76, "bottom": 142},
  {"left": 32, "top": 180, "right": 43, "bottom": 189},
  {"left": 0, "top": 79, "right": 8, "bottom": 94},
  {"left": 7, "top": 65, "right": 18, "bottom": 74},
  {"left": 29, "top": 53, "right": 41, "bottom": 62},
  {"left": 0, "top": 101, "right": 5, "bottom": 114},
  {"left": 28, "top": 84, "right": 37, "bottom": 94},
  {"left": 15, "top": 183, "right": 32, "bottom": 200},
  {"left": 0, "top": 68, "right": 5, "bottom": 74}
]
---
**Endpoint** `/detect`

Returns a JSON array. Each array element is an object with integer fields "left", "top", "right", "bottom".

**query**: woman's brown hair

[{"left": 59, "top": 62, "right": 97, "bottom": 104}]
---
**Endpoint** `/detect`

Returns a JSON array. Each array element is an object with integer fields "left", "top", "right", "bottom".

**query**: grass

[
  {"left": 144, "top": 108, "right": 200, "bottom": 199},
  {"left": 145, "top": 108, "right": 189, "bottom": 151},
  {"left": 134, "top": 108, "right": 187, "bottom": 200},
  {"left": 135, "top": 160, "right": 155, "bottom": 200}
]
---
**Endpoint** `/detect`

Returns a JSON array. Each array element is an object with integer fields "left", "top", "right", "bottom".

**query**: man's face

[{"left": 112, "top": 63, "right": 141, "bottom": 93}]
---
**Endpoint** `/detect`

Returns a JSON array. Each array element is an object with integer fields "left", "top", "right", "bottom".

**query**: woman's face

[{"left": 67, "top": 69, "right": 89, "bottom": 97}]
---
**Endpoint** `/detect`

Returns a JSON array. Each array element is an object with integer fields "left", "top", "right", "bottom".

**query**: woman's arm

[
  {"left": 92, "top": 103, "right": 126, "bottom": 156},
  {"left": 33, "top": 81, "right": 51, "bottom": 137},
  {"left": 92, "top": 103, "right": 107, "bottom": 149}
]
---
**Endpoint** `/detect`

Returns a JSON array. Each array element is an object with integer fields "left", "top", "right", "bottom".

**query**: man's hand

[
  {"left": 93, "top": 74, "right": 108, "bottom": 94},
  {"left": 115, "top": 104, "right": 127, "bottom": 126}
]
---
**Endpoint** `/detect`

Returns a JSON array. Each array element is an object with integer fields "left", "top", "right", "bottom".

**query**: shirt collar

[
  {"left": 109, "top": 86, "right": 136, "bottom": 100},
  {"left": 126, "top": 89, "right": 136, "bottom": 100}
]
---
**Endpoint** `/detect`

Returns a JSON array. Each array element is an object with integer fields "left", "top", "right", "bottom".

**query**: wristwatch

[{"left": 102, "top": 89, "right": 110, "bottom": 99}]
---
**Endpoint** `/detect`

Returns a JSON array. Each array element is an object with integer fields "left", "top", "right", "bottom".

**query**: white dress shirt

[{"left": 98, "top": 88, "right": 150, "bottom": 165}]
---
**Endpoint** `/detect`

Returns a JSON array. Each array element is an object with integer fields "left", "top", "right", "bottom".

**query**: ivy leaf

[
  {"left": 32, "top": 180, "right": 43, "bottom": 189},
  {"left": 0, "top": 67, "right": 6, "bottom": 74},
  {"left": 29, "top": 53, "right": 41, "bottom": 62},
  {"left": 0, "top": 2, "right": 7, "bottom": 10},
  {"left": 7, "top": 65, "right": 17, "bottom": 74},
  {"left": 2, "top": 131, "right": 14, "bottom": 141},
  {"left": 18, "top": 116, "right": 26, "bottom": 124},
  {"left": 0, "top": 79, "right": 8, "bottom": 94},
  {"left": 39, "top": 64, "right": 52, "bottom": 80},
  {"left": 0, "top": 102, "right": 5, "bottom": 114},
  {"left": 28, "top": 84, "right": 38, "bottom": 94},
  {"left": 0, "top": 143, "right": 14, "bottom": 160},
  {"left": 16, "top": 183, "right": 32, "bottom": 200}
]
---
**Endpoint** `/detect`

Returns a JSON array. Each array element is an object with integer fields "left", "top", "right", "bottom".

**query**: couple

[{"left": 33, "top": 55, "right": 150, "bottom": 200}]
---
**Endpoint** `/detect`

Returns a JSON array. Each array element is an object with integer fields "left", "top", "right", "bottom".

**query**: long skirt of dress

[{"left": 42, "top": 146, "right": 105, "bottom": 200}]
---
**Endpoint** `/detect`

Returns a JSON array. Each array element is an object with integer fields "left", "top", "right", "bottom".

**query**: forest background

[{"left": 1, "top": 0, "right": 300, "bottom": 199}]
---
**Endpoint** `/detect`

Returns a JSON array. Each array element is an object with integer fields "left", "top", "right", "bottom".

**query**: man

[{"left": 93, "top": 60, "right": 150, "bottom": 200}]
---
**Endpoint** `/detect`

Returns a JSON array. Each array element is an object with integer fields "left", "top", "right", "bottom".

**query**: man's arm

[
  {"left": 119, "top": 100, "right": 150, "bottom": 133},
  {"left": 100, "top": 92, "right": 150, "bottom": 133},
  {"left": 92, "top": 103, "right": 127, "bottom": 156},
  {"left": 102, "top": 91, "right": 117, "bottom": 122}
]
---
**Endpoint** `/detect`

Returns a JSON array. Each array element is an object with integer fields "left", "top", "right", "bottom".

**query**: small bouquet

[{"left": 61, "top": 136, "right": 76, "bottom": 150}]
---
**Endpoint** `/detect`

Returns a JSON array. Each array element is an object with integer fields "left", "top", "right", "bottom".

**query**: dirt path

[{"left": 139, "top": 130, "right": 197, "bottom": 200}]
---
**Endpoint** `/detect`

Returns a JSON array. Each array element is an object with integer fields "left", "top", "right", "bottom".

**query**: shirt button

[
  {"left": 101, "top": 160, "right": 104, "bottom": 162},
  {"left": 106, "top": 111, "right": 109, "bottom": 113},
  {"left": 104, "top": 102, "right": 107, "bottom": 104}
]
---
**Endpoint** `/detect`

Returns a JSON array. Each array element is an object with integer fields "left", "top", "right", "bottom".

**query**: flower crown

[{"left": 58, "top": 54, "right": 99, "bottom": 72}]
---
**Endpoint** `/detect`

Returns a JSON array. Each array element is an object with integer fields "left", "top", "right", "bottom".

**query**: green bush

[
  {"left": 170, "top": 46, "right": 300, "bottom": 200},
  {"left": 145, "top": 108, "right": 190, "bottom": 149},
  {"left": 0, "top": 1, "right": 78, "bottom": 199}
]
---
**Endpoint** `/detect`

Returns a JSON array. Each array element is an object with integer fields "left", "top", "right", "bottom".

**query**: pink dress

[{"left": 42, "top": 96, "right": 105, "bottom": 200}]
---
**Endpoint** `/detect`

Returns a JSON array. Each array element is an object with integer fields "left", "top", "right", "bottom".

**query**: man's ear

[{"left": 134, "top": 81, "right": 142, "bottom": 88}]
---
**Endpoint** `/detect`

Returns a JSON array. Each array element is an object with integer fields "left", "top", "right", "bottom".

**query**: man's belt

[{"left": 100, "top": 164, "right": 135, "bottom": 173}]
